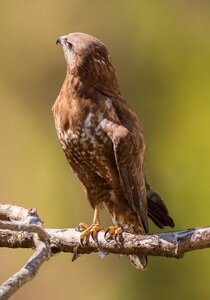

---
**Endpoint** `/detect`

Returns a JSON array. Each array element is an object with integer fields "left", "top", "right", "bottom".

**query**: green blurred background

[{"left": 1, "top": 1, "right": 210, "bottom": 299}]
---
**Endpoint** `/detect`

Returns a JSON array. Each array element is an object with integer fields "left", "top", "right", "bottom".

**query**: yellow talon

[
  {"left": 77, "top": 222, "right": 88, "bottom": 232},
  {"left": 80, "top": 205, "right": 104, "bottom": 245},
  {"left": 80, "top": 223, "right": 105, "bottom": 245},
  {"left": 104, "top": 225, "right": 124, "bottom": 243}
]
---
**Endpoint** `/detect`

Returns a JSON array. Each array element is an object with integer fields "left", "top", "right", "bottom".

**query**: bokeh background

[{"left": 1, "top": 1, "right": 210, "bottom": 299}]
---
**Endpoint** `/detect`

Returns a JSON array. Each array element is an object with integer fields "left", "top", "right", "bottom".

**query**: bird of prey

[{"left": 53, "top": 32, "right": 174, "bottom": 270}]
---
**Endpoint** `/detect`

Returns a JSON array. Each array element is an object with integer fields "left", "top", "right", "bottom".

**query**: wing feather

[{"left": 101, "top": 118, "right": 148, "bottom": 233}]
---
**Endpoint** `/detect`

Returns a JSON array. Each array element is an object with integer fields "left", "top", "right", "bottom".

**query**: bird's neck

[
  {"left": 64, "top": 68, "right": 121, "bottom": 100},
  {"left": 60, "top": 71, "right": 97, "bottom": 100}
]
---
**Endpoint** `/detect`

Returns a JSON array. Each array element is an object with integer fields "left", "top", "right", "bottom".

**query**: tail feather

[
  {"left": 128, "top": 254, "right": 147, "bottom": 270},
  {"left": 128, "top": 182, "right": 174, "bottom": 270},
  {"left": 146, "top": 182, "right": 175, "bottom": 229}
]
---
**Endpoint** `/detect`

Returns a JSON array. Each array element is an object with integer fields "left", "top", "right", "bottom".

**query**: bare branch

[
  {"left": 0, "top": 235, "right": 51, "bottom": 300},
  {"left": 0, "top": 204, "right": 40, "bottom": 222},
  {"left": 22, "top": 226, "right": 210, "bottom": 258},
  {"left": 1, "top": 223, "right": 210, "bottom": 258},
  {"left": 1, "top": 204, "right": 210, "bottom": 299},
  {"left": 0, "top": 204, "right": 48, "bottom": 240},
  {"left": 0, "top": 230, "right": 34, "bottom": 249},
  {"left": 0, "top": 204, "right": 51, "bottom": 300}
]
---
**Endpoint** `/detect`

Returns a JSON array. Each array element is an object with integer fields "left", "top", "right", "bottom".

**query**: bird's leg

[{"left": 80, "top": 205, "right": 105, "bottom": 245}]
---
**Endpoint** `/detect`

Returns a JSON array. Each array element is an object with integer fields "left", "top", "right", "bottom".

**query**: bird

[{"left": 53, "top": 32, "right": 174, "bottom": 270}]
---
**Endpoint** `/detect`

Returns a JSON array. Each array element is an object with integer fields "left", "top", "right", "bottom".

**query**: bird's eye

[{"left": 67, "top": 42, "right": 73, "bottom": 50}]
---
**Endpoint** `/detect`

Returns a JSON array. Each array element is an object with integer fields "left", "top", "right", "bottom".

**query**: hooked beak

[
  {"left": 56, "top": 37, "right": 62, "bottom": 45},
  {"left": 56, "top": 36, "right": 66, "bottom": 46}
]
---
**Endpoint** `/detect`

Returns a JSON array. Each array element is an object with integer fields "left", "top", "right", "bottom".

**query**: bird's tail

[
  {"left": 127, "top": 183, "right": 175, "bottom": 270},
  {"left": 127, "top": 183, "right": 174, "bottom": 270},
  {"left": 146, "top": 182, "right": 175, "bottom": 229},
  {"left": 128, "top": 254, "right": 147, "bottom": 270}
]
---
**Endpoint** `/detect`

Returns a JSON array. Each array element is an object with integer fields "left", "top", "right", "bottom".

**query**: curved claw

[
  {"left": 114, "top": 230, "right": 124, "bottom": 244},
  {"left": 81, "top": 233, "right": 90, "bottom": 246},
  {"left": 104, "top": 228, "right": 112, "bottom": 241},
  {"left": 80, "top": 223, "right": 104, "bottom": 245},
  {"left": 90, "top": 228, "right": 100, "bottom": 243},
  {"left": 104, "top": 225, "right": 124, "bottom": 244}
]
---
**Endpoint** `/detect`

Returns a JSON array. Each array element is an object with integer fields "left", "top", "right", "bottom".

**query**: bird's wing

[{"left": 101, "top": 118, "right": 148, "bottom": 233}]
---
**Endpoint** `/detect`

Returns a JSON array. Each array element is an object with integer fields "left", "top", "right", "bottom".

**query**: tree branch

[
  {"left": 2, "top": 226, "right": 210, "bottom": 258},
  {"left": 0, "top": 204, "right": 51, "bottom": 300},
  {"left": 0, "top": 236, "right": 50, "bottom": 300},
  {"left": 0, "top": 204, "right": 210, "bottom": 299}
]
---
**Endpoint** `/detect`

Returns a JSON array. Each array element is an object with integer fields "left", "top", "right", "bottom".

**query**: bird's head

[{"left": 56, "top": 32, "right": 120, "bottom": 97}]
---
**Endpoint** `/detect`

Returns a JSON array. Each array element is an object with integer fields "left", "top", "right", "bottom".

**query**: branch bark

[
  {"left": 1, "top": 226, "right": 210, "bottom": 258},
  {"left": 0, "top": 204, "right": 210, "bottom": 299}
]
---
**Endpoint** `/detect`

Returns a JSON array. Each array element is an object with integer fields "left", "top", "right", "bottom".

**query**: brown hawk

[{"left": 53, "top": 32, "right": 174, "bottom": 270}]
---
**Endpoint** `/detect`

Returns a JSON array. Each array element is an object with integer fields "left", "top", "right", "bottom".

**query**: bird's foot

[
  {"left": 77, "top": 222, "right": 89, "bottom": 232},
  {"left": 80, "top": 223, "right": 105, "bottom": 245},
  {"left": 104, "top": 225, "right": 124, "bottom": 244}
]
